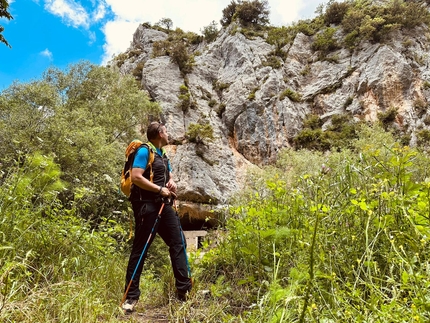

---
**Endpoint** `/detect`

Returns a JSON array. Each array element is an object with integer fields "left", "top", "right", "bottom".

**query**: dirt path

[{"left": 117, "top": 304, "right": 170, "bottom": 322}]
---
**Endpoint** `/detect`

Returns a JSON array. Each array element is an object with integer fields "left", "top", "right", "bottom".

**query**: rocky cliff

[{"left": 113, "top": 18, "right": 430, "bottom": 222}]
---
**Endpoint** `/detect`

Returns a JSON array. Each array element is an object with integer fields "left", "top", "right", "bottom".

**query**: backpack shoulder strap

[{"left": 138, "top": 143, "right": 155, "bottom": 182}]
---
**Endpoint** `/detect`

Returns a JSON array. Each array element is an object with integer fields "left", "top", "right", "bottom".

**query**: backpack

[{"left": 120, "top": 140, "right": 155, "bottom": 197}]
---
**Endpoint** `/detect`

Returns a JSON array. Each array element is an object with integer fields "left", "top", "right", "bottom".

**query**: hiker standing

[{"left": 121, "top": 121, "right": 192, "bottom": 313}]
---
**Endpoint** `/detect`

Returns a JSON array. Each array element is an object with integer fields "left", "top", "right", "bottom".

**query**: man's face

[{"left": 159, "top": 126, "right": 169, "bottom": 146}]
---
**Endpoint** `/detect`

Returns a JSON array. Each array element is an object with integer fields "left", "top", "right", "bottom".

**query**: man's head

[{"left": 147, "top": 121, "right": 168, "bottom": 147}]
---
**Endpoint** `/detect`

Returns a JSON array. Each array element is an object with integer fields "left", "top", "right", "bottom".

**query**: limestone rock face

[{"left": 114, "top": 22, "right": 430, "bottom": 219}]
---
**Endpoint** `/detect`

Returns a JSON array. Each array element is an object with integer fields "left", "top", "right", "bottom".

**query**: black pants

[{"left": 124, "top": 201, "right": 192, "bottom": 300}]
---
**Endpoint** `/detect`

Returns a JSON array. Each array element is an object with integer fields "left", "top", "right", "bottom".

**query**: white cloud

[
  {"left": 270, "top": 0, "right": 303, "bottom": 27},
  {"left": 101, "top": 19, "right": 140, "bottom": 65},
  {"left": 44, "top": 0, "right": 90, "bottom": 28},
  {"left": 40, "top": 48, "right": 53, "bottom": 60},
  {"left": 106, "top": 0, "right": 231, "bottom": 31},
  {"left": 93, "top": 2, "right": 106, "bottom": 22}
]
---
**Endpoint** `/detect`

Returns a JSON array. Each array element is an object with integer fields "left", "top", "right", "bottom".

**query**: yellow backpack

[{"left": 120, "top": 140, "right": 155, "bottom": 197}]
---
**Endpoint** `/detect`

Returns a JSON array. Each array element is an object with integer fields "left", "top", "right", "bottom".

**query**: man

[{"left": 121, "top": 121, "right": 192, "bottom": 314}]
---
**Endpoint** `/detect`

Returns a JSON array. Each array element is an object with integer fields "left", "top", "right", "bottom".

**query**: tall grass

[
  {"left": 0, "top": 153, "right": 127, "bottom": 322},
  {"left": 194, "top": 125, "right": 430, "bottom": 322}
]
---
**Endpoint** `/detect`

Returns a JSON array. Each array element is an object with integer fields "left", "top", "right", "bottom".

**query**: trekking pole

[
  {"left": 174, "top": 199, "right": 193, "bottom": 286},
  {"left": 120, "top": 203, "right": 165, "bottom": 307}
]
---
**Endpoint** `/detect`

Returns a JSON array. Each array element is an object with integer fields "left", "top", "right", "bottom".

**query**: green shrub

[
  {"left": 294, "top": 113, "right": 360, "bottom": 151},
  {"left": 236, "top": 0, "right": 270, "bottom": 26},
  {"left": 0, "top": 62, "right": 160, "bottom": 222},
  {"left": 217, "top": 103, "right": 226, "bottom": 117},
  {"left": 266, "top": 26, "right": 291, "bottom": 57},
  {"left": 311, "top": 27, "right": 339, "bottom": 53},
  {"left": 291, "top": 18, "right": 322, "bottom": 37},
  {"left": 221, "top": 0, "right": 270, "bottom": 27},
  {"left": 208, "top": 99, "right": 217, "bottom": 107},
  {"left": 199, "top": 125, "right": 430, "bottom": 322},
  {"left": 377, "top": 107, "right": 398, "bottom": 128},
  {"left": 132, "top": 61, "right": 145, "bottom": 79},
  {"left": 213, "top": 81, "right": 230, "bottom": 93},
  {"left": 201, "top": 21, "right": 219, "bottom": 43},
  {"left": 279, "top": 88, "right": 302, "bottom": 102},
  {"left": 324, "top": 0, "right": 350, "bottom": 25},
  {"left": 186, "top": 123, "right": 214, "bottom": 144},
  {"left": 115, "top": 52, "right": 128, "bottom": 68},
  {"left": 151, "top": 29, "right": 197, "bottom": 74},
  {"left": 152, "top": 39, "right": 170, "bottom": 57},
  {"left": 417, "top": 129, "right": 430, "bottom": 146},
  {"left": 170, "top": 42, "right": 194, "bottom": 74},
  {"left": 248, "top": 87, "right": 258, "bottom": 100},
  {"left": 177, "top": 84, "right": 191, "bottom": 112},
  {"left": 262, "top": 55, "right": 281, "bottom": 69},
  {"left": 303, "top": 114, "right": 322, "bottom": 130},
  {"left": 343, "top": 96, "right": 353, "bottom": 109},
  {"left": 220, "top": 0, "right": 238, "bottom": 27},
  {"left": 294, "top": 128, "right": 331, "bottom": 150}
]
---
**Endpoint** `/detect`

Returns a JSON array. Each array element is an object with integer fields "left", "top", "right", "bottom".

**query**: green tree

[
  {"left": 156, "top": 17, "right": 173, "bottom": 30},
  {"left": 324, "top": 0, "right": 350, "bottom": 25},
  {"left": 220, "top": 0, "right": 238, "bottom": 27},
  {"left": 236, "top": 0, "right": 270, "bottom": 26},
  {"left": 220, "top": 0, "right": 270, "bottom": 27},
  {"left": 0, "top": 0, "right": 13, "bottom": 47},
  {"left": 201, "top": 20, "right": 219, "bottom": 43},
  {"left": 0, "top": 61, "right": 161, "bottom": 221},
  {"left": 266, "top": 26, "right": 291, "bottom": 56}
]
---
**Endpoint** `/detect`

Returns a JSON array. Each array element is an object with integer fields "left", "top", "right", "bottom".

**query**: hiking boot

[
  {"left": 176, "top": 289, "right": 188, "bottom": 302},
  {"left": 121, "top": 299, "right": 138, "bottom": 314}
]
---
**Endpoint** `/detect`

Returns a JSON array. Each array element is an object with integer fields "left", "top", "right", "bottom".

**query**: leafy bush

[
  {"left": 199, "top": 125, "right": 430, "bottom": 322},
  {"left": 324, "top": 0, "right": 351, "bottom": 25},
  {"left": 262, "top": 55, "right": 281, "bottom": 69},
  {"left": 170, "top": 42, "right": 194, "bottom": 74},
  {"left": 311, "top": 27, "right": 339, "bottom": 54},
  {"left": 177, "top": 84, "right": 191, "bottom": 112},
  {"left": 338, "top": 0, "right": 430, "bottom": 47},
  {"left": 152, "top": 28, "right": 198, "bottom": 74},
  {"left": 266, "top": 26, "right": 291, "bottom": 57},
  {"left": 236, "top": 0, "right": 270, "bottom": 27},
  {"left": 303, "top": 113, "right": 323, "bottom": 130},
  {"left": 294, "top": 114, "right": 360, "bottom": 151},
  {"left": 208, "top": 99, "right": 217, "bottom": 107},
  {"left": 201, "top": 20, "right": 219, "bottom": 43},
  {"left": 0, "top": 154, "right": 128, "bottom": 322},
  {"left": 220, "top": 0, "right": 270, "bottom": 27},
  {"left": 416, "top": 128, "right": 430, "bottom": 147},
  {"left": 290, "top": 17, "right": 324, "bottom": 37},
  {"left": 186, "top": 123, "right": 214, "bottom": 144},
  {"left": 220, "top": 0, "right": 238, "bottom": 27},
  {"left": 377, "top": 106, "right": 398, "bottom": 129},
  {"left": 279, "top": 88, "right": 302, "bottom": 102}
]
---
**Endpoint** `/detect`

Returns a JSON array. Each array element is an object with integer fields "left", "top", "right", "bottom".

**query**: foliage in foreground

[
  {"left": 196, "top": 125, "right": 430, "bottom": 322},
  {"left": 2, "top": 125, "right": 430, "bottom": 322}
]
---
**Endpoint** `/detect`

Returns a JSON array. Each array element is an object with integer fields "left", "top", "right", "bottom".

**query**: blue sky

[{"left": 0, "top": 0, "right": 324, "bottom": 91}]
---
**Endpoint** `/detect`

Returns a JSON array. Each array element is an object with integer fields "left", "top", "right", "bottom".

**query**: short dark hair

[{"left": 147, "top": 121, "right": 165, "bottom": 140}]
